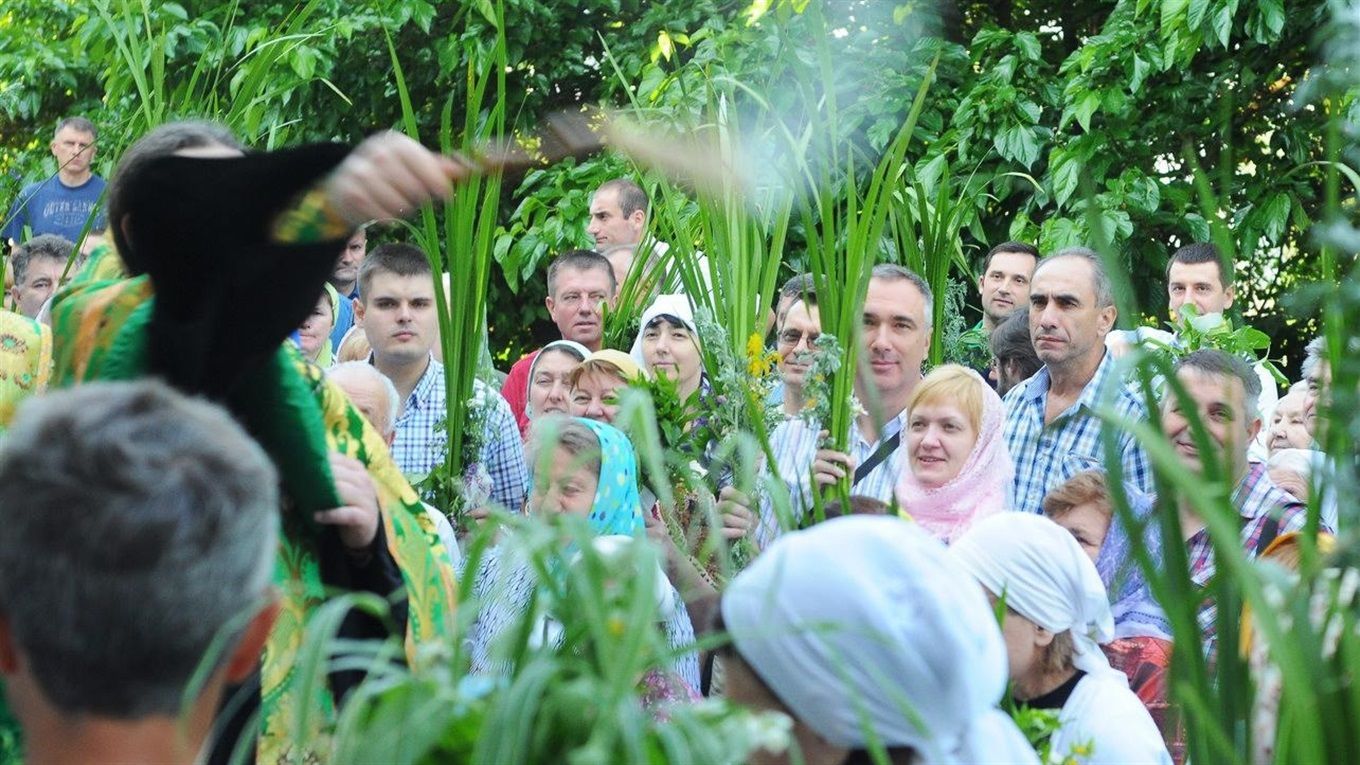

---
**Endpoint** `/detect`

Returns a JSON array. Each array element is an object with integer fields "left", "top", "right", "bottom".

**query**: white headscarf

[
  {"left": 628, "top": 293, "right": 700, "bottom": 367},
  {"left": 721, "top": 516, "right": 1039, "bottom": 764},
  {"left": 950, "top": 512, "right": 1122, "bottom": 681}
]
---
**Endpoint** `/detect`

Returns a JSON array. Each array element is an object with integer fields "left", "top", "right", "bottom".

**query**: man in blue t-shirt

[{"left": 2, "top": 117, "right": 106, "bottom": 247}]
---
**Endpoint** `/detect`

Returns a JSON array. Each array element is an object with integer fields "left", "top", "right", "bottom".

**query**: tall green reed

[{"left": 385, "top": 4, "right": 506, "bottom": 524}]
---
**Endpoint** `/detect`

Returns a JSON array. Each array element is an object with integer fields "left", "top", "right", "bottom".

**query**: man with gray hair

[
  {"left": 757, "top": 263, "right": 933, "bottom": 546},
  {"left": 1003, "top": 247, "right": 1153, "bottom": 514},
  {"left": 2, "top": 117, "right": 106, "bottom": 247},
  {"left": 7, "top": 234, "right": 76, "bottom": 318},
  {"left": 0, "top": 381, "right": 279, "bottom": 765},
  {"left": 1160, "top": 349, "right": 1314, "bottom": 657}
]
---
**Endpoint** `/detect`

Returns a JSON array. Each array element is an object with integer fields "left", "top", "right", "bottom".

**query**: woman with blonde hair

[{"left": 896, "top": 364, "right": 1013, "bottom": 543}]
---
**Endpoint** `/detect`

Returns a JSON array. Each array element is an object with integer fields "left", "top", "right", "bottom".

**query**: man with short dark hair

[
  {"left": 8, "top": 234, "right": 76, "bottom": 318},
  {"left": 0, "top": 381, "right": 280, "bottom": 765},
  {"left": 587, "top": 178, "right": 649, "bottom": 248},
  {"left": 758, "top": 264, "right": 933, "bottom": 546},
  {"left": 3, "top": 117, "right": 106, "bottom": 247},
  {"left": 1003, "top": 247, "right": 1152, "bottom": 514},
  {"left": 357, "top": 242, "right": 528, "bottom": 511},
  {"left": 501, "top": 249, "right": 617, "bottom": 436},
  {"left": 1162, "top": 349, "right": 1314, "bottom": 657},
  {"left": 959, "top": 241, "right": 1038, "bottom": 379},
  {"left": 1109, "top": 241, "right": 1277, "bottom": 459}
]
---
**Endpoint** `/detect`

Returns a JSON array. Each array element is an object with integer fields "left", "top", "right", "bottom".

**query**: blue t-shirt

[{"left": 2, "top": 175, "right": 107, "bottom": 244}]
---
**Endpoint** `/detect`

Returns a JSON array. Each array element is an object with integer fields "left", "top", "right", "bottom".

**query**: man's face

[
  {"left": 332, "top": 230, "right": 367, "bottom": 288},
  {"left": 545, "top": 266, "right": 614, "bottom": 347},
  {"left": 1168, "top": 260, "right": 1233, "bottom": 317},
  {"left": 50, "top": 127, "right": 95, "bottom": 177},
  {"left": 978, "top": 251, "right": 1036, "bottom": 326},
  {"left": 11, "top": 257, "right": 65, "bottom": 318},
  {"left": 1028, "top": 258, "right": 1115, "bottom": 370},
  {"left": 861, "top": 277, "right": 931, "bottom": 401},
  {"left": 359, "top": 272, "right": 436, "bottom": 366},
  {"left": 586, "top": 188, "right": 643, "bottom": 247},
  {"left": 776, "top": 300, "right": 820, "bottom": 388},
  {"left": 1161, "top": 366, "right": 1260, "bottom": 480}
]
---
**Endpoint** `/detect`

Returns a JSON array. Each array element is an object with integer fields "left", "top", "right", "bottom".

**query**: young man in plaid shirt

[{"left": 1162, "top": 349, "right": 1320, "bottom": 658}]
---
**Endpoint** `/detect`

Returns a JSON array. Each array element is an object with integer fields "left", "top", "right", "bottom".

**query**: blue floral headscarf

[{"left": 576, "top": 417, "right": 644, "bottom": 537}]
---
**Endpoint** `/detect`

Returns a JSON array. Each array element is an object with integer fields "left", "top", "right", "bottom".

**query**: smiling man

[
  {"left": 757, "top": 264, "right": 932, "bottom": 546},
  {"left": 3, "top": 117, "right": 106, "bottom": 247},
  {"left": 774, "top": 294, "right": 820, "bottom": 417},
  {"left": 500, "top": 249, "right": 617, "bottom": 437},
  {"left": 1003, "top": 248, "right": 1152, "bottom": 515},
  {"left": 1161, "top": 350, "right": 1313, "bottom": 658}
]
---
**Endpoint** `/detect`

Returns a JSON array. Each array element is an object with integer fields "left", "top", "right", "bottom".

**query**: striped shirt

[
  {"left": 1190, "top": 461, "right": 1312, "bottom": 656},
  {"left": 388, "top": 355, "right": 529, "bottom": 512},
  {"left": 756, "top": 410, "right": 908, "bottom": 548},
  {"left": 1003, "top": 351, "right": 1153, "bottom": 514}
]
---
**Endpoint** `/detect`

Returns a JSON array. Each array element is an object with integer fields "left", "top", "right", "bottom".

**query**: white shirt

[{"left": 1053, "top": 672, "right": 1172, "bottom": 765}]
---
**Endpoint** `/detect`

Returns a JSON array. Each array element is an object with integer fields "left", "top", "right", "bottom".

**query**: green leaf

[
  {"left": 1187, "top": 0, "right": 1210, "bottom": 31},
  {"left": 995, "top": 125, "right": 1041, "bottom": 169},
  {"left": 1125, "top": 174, "right": 1162, "bottom": 214},
  {"left": 1161, "top": 0, "right": 1190, "bottom": 32},
  {"left": 1260, "top": 192, "right": 1290, "bottom": 242},
  {"left": 1185, "top": 212, "right": 1211, "bottom": 242},
  {"left": 1015, "top": 32, "right": 1041, "bottom": 61},
  {"left": 1050, "top": 147, "right": 1082, "bottom": 208},
  {"left": 1075, "top": 91, "right": 1100, "bottom": 131},
  {"left": 1211, "top": 5, "right": 1232, "bottom": 47},
  {"left": 1130, "top": 54, "right": 1151, "bottom": 93},
  {"left": 1039, "top": 216, "right": 1083, "bottom": 253}
]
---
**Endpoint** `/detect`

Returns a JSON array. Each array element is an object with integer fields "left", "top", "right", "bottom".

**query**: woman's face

[
  {"left": 529, "top": 445, "right": 599, "bottom": 518},
  {"left": 641, "top": 320, "right": 701, "bottom": 395},
  {"left": 570, "top": 370, "right": 627, "bottom": 424},
  {"left": 297, "top": 293, "right": 335, "bottom": 360},
  {"left": 1268, "top": 392, "right": 1313, "bottom": 454},
  {"left": 528, "top": 350, "right": 581, "bottom": 420},
  {"left": 1051, "top": 502, "right": 1110, "bottom": 563},
  {"left": 906, "top": 401, "right": 979, "bottom": 488}
]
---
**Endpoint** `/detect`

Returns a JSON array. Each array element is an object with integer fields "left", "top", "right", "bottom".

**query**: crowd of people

[{"left": 0, "top": 116, "right": 1340, "bottom": 764}]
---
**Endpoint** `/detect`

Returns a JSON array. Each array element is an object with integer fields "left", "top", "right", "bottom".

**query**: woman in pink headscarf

[{"left": 896, "top": 364, "right": 1013, "bottom": 544}]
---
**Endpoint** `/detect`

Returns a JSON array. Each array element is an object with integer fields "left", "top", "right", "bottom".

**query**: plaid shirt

[
  {"left": 1190, "top": 461, "right": 1312, "bottom": 654},
  {"left": 756, "top": 411, "right": 908, "bottom": 548},
  {"left": 1002, "top": 351, "right": 1153, "bottom": 514},
  {"left": 389, "top": 355, "right": 528, "bottom": 512}
]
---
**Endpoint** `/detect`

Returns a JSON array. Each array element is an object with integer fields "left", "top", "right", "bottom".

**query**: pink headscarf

[{"left": 896, "top": 368, "right": 1013, "bottom": 544}]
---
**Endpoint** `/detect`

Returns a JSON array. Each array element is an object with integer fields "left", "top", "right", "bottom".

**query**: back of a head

[
  {"left": 358, "top": 242, "right": 432, "bottom": 299},
  {"left": 0, "top": 381, "right": 279, "bottom": 718},
  {"left": 721, "top": 516, "right": 1027, "bottom": 760},
  {"left": 327, "top": 360, "right": 401, "bottom": 436},
  {"left": 106, "top": 121, "right": 243, "bottom": 270}
]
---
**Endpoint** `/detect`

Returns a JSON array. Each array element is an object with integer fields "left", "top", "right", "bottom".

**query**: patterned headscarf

[
  {"left": 896, "top": 367, "right": 1013, "bottom": 543},
  {"left": 1096, "top": 486, "right": 1172, "bottom": 641},
  {"left": 576, "top": 417, "right": 644, "bottom": 537},
  {"left": 0, "top": 310, "right": 53, "bottom": 432}
]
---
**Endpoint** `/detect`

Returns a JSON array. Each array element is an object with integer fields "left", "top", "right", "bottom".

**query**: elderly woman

[
  {"left": 1267, "top": 387, "right": 1316, "bottom": 454},
  {"left": 952, "top": 513, "right": 1170, "bottom": 765},
  {"left": 895, "top": 364, "right": 1013, "bottom": 543},
  {"left": 631, "top": 294, "right": 705, "bottom": 402},
  {"left": 720, "top": 516, "right": 1038, "bottom": 765},
  {"left": 468, "top": 416, "right": 699, "bottom": 691},
  {"left": 524, "top": 339, "right": 589, "bottom": 426},
  {"left": 1042, "top": 470, "right": 1178, "bottom": 758}
]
